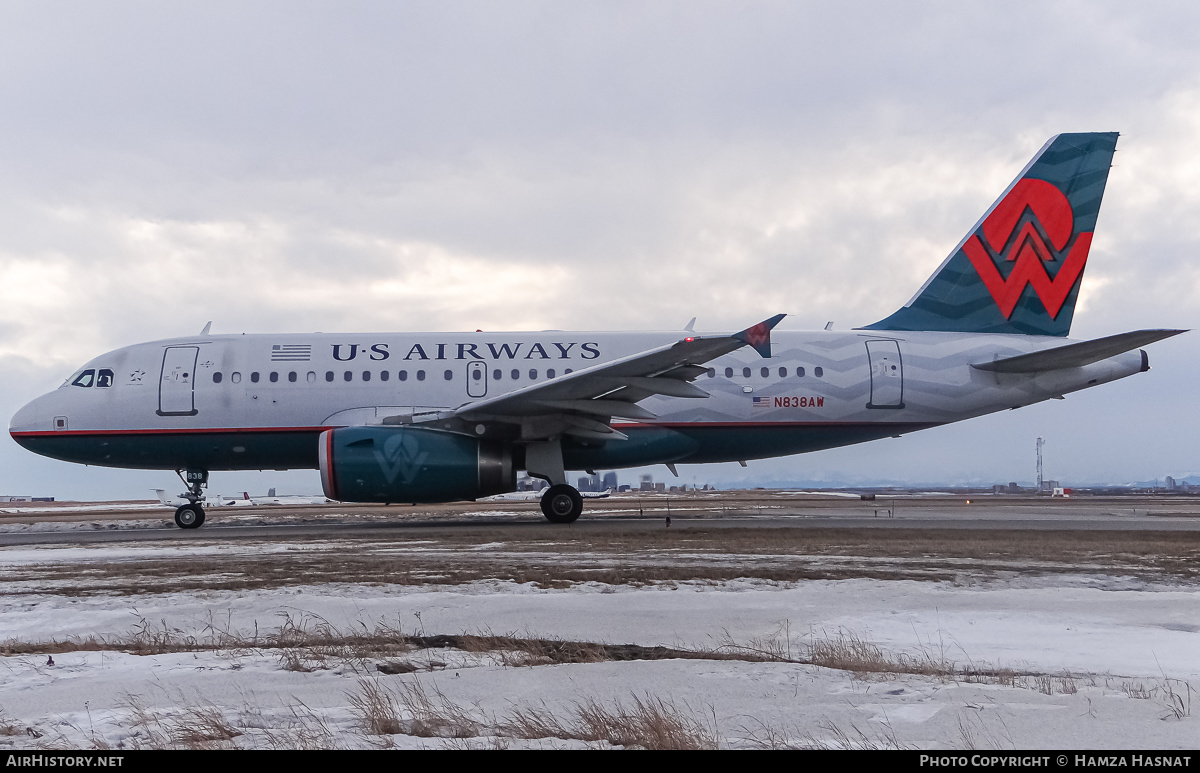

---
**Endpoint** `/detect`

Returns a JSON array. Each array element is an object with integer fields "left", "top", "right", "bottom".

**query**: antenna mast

[{"left": 1036, "top": 437, "right": 1045, "bottom": 492}]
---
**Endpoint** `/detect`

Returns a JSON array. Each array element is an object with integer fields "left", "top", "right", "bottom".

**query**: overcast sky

[{"left": 1, "top": 1, "right": 1197, "bottom": 499}]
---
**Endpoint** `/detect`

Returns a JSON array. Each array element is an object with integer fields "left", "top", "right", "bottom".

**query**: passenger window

[
  {"left": 232, "top": 372, "right": 242, "bottom": 384},
  {"left": 511, "top": 369, "right": 520, "bottom": 380},
  {"left": 398, "top": 370, "right": 408, "bottom": 382},
  {"left": 307, "top": 372, "right": 316, "bottom": 383},
  {"left": 796, "top": 367, "right": 805, "bottom": 378},
  {"left": 564, "top": 368, "right": 573, "bottom": 374},
  {"left": 363, "top": 371, "right": 371, "bottom": 382},
  {"left": 529, "top": 369, "right": 538, "bottom": 379},
  {"left": 760, "top": 367, "right": 769, "bottom": 378},
  {"left": 493, "top": 369, "right": 501, "bottom": 380},
  {"left": 707, "top": 368, "right": 715, "bottom": 378},
  {"left": 472, "top": 370, "right": 482, "bottom": 381},
  {"left": 547, "top": 368, "right": 556, "bottom": 378},
  {"left": 724, "top": 367, "right": 733, "bottom": 378},
  {"left": 250, "top": 372, "right": 260, "bottom": 383},
  {"left": 97, "top": 369, "right": 114, "bottom": 388},
  {"left": 344, "top": 371, "right": 352, "bottom": 382},
  {"left": 288, "top": 372, "right": 297, "bottom": 383},
  {"left": 325, "top": 371, "right": 334, "bottom": 382},
  {"left": 380, "top": 371, "right": 389, "bottom": 382},
  {"left": 815, "top": 367, "right": 824, "bottom": 378},
  {"left": 213, "top": 372, "right": 223, "bottom": 384},
  {"left": 71, "top": 370, "right": 96, "bottom": 388},
  {"left": 269, "top": 372, "right": 279, "bottom": 383},
  {"left": 742, "top": 367, "right": 751, "bottom": 378},
  {"left": 444, "top": 370, "right": 453, "bottom": 381},
  {"left": 417, "top": 370, "right": 426, "bottom": 381}
]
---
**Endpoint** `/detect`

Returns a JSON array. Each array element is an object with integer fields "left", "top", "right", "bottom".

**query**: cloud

[{"left": 1, "top": 3, "right": 1197, "bottom": 497}]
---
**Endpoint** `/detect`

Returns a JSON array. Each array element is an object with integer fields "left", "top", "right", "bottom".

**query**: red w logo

[{"left": 963, "top": 178, "right": 1092, "bottom": 319}]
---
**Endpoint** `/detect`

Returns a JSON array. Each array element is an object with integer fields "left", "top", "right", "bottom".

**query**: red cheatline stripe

[
  {"left": 611, "top": 421, "right": 939, "bottom": 429},
  {"left": 10, "top": 426, "right": 333, "bottom": 437},
  {"left": 323, "top": 430, "right": 338, "bottom": 501},
  {"left": 11, "top": 420, "right": 941, "bottom": 438}
]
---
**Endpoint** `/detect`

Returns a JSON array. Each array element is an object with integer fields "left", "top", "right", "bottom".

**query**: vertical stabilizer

[{"left": 863, "top": 132, "right": 1119, "bottom": 336}]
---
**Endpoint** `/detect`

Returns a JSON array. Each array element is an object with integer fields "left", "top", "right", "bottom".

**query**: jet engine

[{"left": 318, "top": 426, "right": 514, "bottom": 503}]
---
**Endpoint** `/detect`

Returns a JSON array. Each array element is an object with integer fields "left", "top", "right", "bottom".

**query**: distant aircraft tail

[{"left": 863, "top": 132, "right": 1119, "bottom": 336}]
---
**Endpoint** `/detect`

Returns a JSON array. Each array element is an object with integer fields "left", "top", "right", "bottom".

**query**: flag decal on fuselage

[{"left": 271, "top": 344, "right": 312, "bottom": 362}]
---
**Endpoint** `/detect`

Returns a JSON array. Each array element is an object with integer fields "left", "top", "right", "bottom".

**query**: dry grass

[
  {"left": 500, "top": 695, "right": 718, "bottom": 749},
  {"left": 0, "top": 614, "right": 778, "bottom": 678},
  {"left": 807, "top": 629, "right": 965, "bottom": 680},
  {"left": 739, "top": 716, "right": 909, "bottom": 750},
  {"left": 1122, "top": 678, "right": 1193, "bottom": 719},
  {"left": 797, "top": 718, "right": 909, "bottom": 750},
  {"left": 349, "top": 678, "right": 480, "bottom": 739},
  {"left": 251, "top": 701, "right": 340, "bottom": 750},
  {"left": 344, "top": 679, "right": 716, "bottom": 748},
  {"left": 0, "top": 711, "right": 23, "bottom": 737},
  {"left": 122, "top": 694, "right": 242, "bottom": 750}
]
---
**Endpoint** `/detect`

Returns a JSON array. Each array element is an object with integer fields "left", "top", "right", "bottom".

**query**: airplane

[
  {"left": 483, "top": 488, "right": 612, "bottom": 503},
  {"left": 8, "top": 132, "right": 1185, "bottom": 530}
]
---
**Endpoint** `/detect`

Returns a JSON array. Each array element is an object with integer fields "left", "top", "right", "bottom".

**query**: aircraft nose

[{"left": 10, "top": 391, "right": 57, "bottom": 435}]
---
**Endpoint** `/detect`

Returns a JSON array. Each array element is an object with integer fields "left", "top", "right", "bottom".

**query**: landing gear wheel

[
  {"left": 540, "top": 484, "right": 583, "bottom": 524},
  {"left": 174, "top": 504, "right": 205, "bottom": 529}
]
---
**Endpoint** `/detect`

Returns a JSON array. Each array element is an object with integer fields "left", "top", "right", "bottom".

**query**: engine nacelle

[{"left": 318, "top": 426, "right": 514, "bottom": 503}]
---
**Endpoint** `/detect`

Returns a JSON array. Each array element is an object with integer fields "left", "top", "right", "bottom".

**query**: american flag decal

[
  {"left": 270, "top": 344, "right": 312, "bottom": 362},
  {"left": 752, "top": 396, "right": 772, "bottom": 409}
]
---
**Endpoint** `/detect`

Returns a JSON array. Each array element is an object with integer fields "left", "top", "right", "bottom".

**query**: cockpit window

[
  {"left": 71, "top": 370, "right": 96, "bottom": 388},
  {"left": 96, "top": 369, "right": 115, "bottom": 388}
]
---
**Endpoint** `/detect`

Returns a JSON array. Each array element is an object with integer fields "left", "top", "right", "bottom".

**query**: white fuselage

[{"left": 9, "top": 328, "right": 1146, "bottom": 473}]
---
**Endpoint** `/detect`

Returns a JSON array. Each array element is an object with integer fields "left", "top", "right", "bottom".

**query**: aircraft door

[
  {"left": 865, "top": 339, "right": 904, "bottom": 409},
  {"left": 159, "top": 346, "right": 199, "bottom": 416},
  {"left": 466, "top": 361, "right": 487, "bottom": 398}
]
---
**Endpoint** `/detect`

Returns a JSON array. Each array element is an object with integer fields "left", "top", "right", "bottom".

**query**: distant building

[
  {"left": 601, "top": 471, "right": 619, "bottom": 491},
  {"left": 1165, "top": 476, "right": 1177, "bottom": 491},
  {"left": 578, "top": 474, "right": 601, "bottom": 492},
  {"left": 639, "top": 474, "right": 654, "bottom": 492}
]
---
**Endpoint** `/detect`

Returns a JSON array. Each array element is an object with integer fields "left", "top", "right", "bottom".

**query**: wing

[{"left": 388, "top": 314, "right": 785, "bottom": 442}]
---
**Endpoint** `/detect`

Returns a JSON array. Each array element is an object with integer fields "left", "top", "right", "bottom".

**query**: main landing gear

[
  {"left": 540, "top": 484, "right": 583, "bottom": 524},
  {"left": 526, "top": 440, "right": 584, "bottom": 524},
  {"left": 174, "top": 469, "right": 208, "bottom": 530}
]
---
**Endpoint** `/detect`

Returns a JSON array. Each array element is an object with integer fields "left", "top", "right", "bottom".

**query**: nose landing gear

[
  {"left": 173, "top": 469, "right": 208, "bottom": 529},
  {"left": 174, "top": 503, "right": 205, "bottom": 529}
]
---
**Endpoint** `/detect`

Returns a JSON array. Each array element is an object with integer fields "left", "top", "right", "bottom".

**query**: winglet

[{"left": 733, "top": 314, "right": 786, "bottom": 358}]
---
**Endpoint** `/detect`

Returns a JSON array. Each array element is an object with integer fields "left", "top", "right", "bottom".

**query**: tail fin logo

[{"left": 962, "top": 178, "right": 1092, "bottom": 319}]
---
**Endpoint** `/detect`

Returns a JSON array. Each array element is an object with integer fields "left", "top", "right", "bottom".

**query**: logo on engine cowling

[
  {"left": 962, "top": 178, "right": 1092, "bottom": 319},
  {"left": 374, "top": 433, "right": 429, "bottom": 484}
]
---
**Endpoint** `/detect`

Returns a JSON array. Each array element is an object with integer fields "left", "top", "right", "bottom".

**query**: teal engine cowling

[{"left": 318, "top": 426, "right": 515, "bottom": 503}]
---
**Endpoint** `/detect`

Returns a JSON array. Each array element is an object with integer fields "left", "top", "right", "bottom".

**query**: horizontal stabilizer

[{"left": 971, "top": 329, "right": 1186, "bottom": 373}]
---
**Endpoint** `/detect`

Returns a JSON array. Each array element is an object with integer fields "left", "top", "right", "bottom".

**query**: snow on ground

[
  {"left": 2, "top": 567, "right": 1199, "bottom": 749},
  {"left": 0, "top": 518, "right": 1195, "bottom": 748}
]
